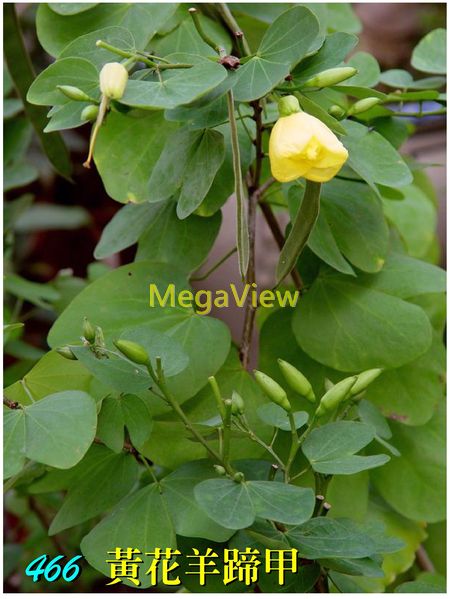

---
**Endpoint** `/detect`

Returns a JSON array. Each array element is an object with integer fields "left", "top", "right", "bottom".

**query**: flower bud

[
  {"left": 350, "top": 368, "right": 383, "bottom": 397},
  {"left": 231, "top": 390, "right": 245, "bottom": 415},
  {"left": 81, "top": 104, "right": 99, "bottom": 122},
  {"left": 303, "top": 67, "right": 357, "bottom": 88},
  {"left": 114, "top": 339, "right": 149, "bottom": 365},
  {"left": 214, "top": 465, "right": 226, "bottom": 475},
  {"left": 56, "top": 346, "right": 77, "bottom": 360},
  {"left": 328, "top": 105, "right": 346, "bottom": 120},
  {"left": 99, "top": 62, "right": 129, "bottom": 100},
  {"left": 277, "top": 359, "right": 315, "bottom": 402},
  {"left": 82, "top": 317, "right": 96, "bottom": 343},
  {"left": 254, "top": 370, "right": 291, "bottom": 412},
  {"left": 347, "top": 97, "right": 381, "bottom": 116},
  {"left": 315, "top": 376, "right": 358, "bottom": 417},
  {"left": 57, "top": 85, "right": 93, "bottom": 102},
  {"left": 233, "top": 471, "right": 245, "bottom": 483},
  {"left": 278, "top": 94, "right": 301, "bottom": 117}
]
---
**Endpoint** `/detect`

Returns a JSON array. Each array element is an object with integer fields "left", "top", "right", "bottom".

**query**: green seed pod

[
  {"left": 81, "top": 104, "right": 99, "bottom": 122},
  {"left": 99, "top": 62, "right": 129, "bottom": 100},
  {"left": 214, "top": 465, "right": 226, "bottom": 475},
  {"left": 347, "top": 97, "right": 381, "bottom": 116},
  {"left": 277, "top": 359, "right": 315, "bottom": 402},
  {"left": 231, "top": 390, "right": 245, "bottom": 415},
  {"left": 56, "top": 346, "right": 77, "bottom": 360},
  {"left": 82, "top": 317, "right": 96, "bottom": 343},
  {"left": 253, "top": 370, "right": 291, "bottom": 412},
  {"left": 114, "top": 339, "right": 149, "bottom": 365},
  {"left": 316, "top": 376, "right": 358, "bottom": 417},
  {"left": 350, "top": 368, "right": 383, "bottom": 397},
  {"left": 278, "top": 94, "right": 301, "bottom": 117},
  {"left": 328, "top": 105, "right": 346, "bottom": 120},
  {"left": 56, "top": 85, "right": 93, "bottom": 102},
  {"left": 233, "top": 471, "right": 245, "bottom": 483},
  {"left": 304, "top": 67, "right": 357, "bottom": 88}
]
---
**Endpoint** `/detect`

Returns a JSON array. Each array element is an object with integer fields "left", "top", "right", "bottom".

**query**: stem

[
  {"left": 416, "top": 545, "right": 435, "bottom": 572},
  {"left": 216, "top": 3, "right": 251, "bottom": 55},
  {"left": 28, "top": 496, "right": 66, "bottom": 555},
  {"left": 191, "top": 247, "right": 237, "bottom": 281},
  {"left": 141, "top": 456, "right": 160, "bottom": 486},
  {"left": 96, "top": 40, "right": 192, "bottom": 69},
  {"left": 208, "top": 376, "right": 226, "bottom": 420},
  {"left": 148, "top": 359, "right": 226, "bottom": 469},
  {"left": 235, "top": 418, "right": 285, "bottom": 469},
  {"left": 284, "top": 412, "right": 300, "bottom": 482},
  {"left": 222, "top": 400, "right": 233, "bottom": 469},
  {"left": 83, "top": 94, "right": 109, "bottom": 169},
  {"left": 189, "top": 7, "right": 225, "bottom": 55}
]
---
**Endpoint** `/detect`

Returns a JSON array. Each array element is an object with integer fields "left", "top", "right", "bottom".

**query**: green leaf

[
  {"left": 379, "top": 69, "right": 446, "bottom": 90},
  {"left": 382, "top": 184, "right": 436, "bottom": 259},
  {"left": 287, "top": 518, "right": 377, "bottom": 559},
  {"left": 395, "top": 579, "right": 446, "bottom": 593},
  {"left": 4, "top": 409, "right": 26, "bottom": 478},
  {"left": 4, "top": 391, "right": 97, "bottom": 470},
  {"left": 257, "top": 403, "right": 308, "bottom": 431},
  {"left": 297, "top": 92, "right": 346, "bottom": 135},
  {"left": 411, "top": 28, "right": 446, "bottom": 74},
  {"left": 94, "top": 111, "right": 178, "bottom": 203},
  {"left": 36, "top": 3, "right": 177, "bottom": 57},
  {"left": 49, "top": 4, "right": 98, "bottom": 16},
  {"left": 4, "top": 274, "right": 60, "bottom": 309},
  {"left": 4, "top": 163, "right": 39, "bottom": 192},
  {"left": 233, "top": 6, "right": 320, "bottom": 102},
  {"left": 161, "top": 460, "right": 234, "bottom": 542},
  {"left": 307, "top": 209, "right": 356, "bottom": 275},
  {"left": 81, "top": 483, "right": 176, "bottom": 588},
  {"left": 292, "top": 32, "right": 358, "bottom": 84},
  {"left": 292, "top": 270, "right": 432, "bottom": 371},
  {"left": 194, "top": 478, "right": 315, "bottom": 529},
  {"left": 371, "top": 404, "right": 445, "bottom": 523},
  {"left": 43, "top": 101, "right": 90, "bottom": 133},
  {"left": 327, "top": 471, "right": 370, "bottom": 521},
  {"left": 343, "top": 120, "right": 413, "bottom": 190},
  {"left": 135, "top": 204, "right": 221, "bottom": 274},
  {"left": 277, "top": 181, "right": 321, "bottom": 285},
  {"left": 59, "top": 26, "right": 135, "bottom": 68},
  {"left": 14, "top": 203, "right": 90, "bottom": 232},
  {"left": 302, "top": 421, "right": 388, "bottom": 475},
  {"left": 121, "top": 63, "right": 227, "bottom": 110},
  {"left": 49, "top": 445, "right": 138, "bottom": 534},
  {"left": 321, "top": 556, "right": 384, "bottom": 578},
  {"left": 4, "top": 5, "right": 71, "bottom": 179},
  {"left": 27, "top": 57, "right": 99, "bottom": 106},
  {"left": 47, "top": 261, "right": 231, "bottom": 402},
  {"left": 340, "top": 51, "right": 380, "bottom": 87},
  {"left": 325, "top": 3, "right": 362, "bottom": 34}
]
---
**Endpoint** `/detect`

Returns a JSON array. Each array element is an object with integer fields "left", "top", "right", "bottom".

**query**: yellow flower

[
  {"left": 99, "top": 62, "right": 129, "bottom": 100},
  {"left": 269, "top": 97, "right": 348, "bottom": 183}
]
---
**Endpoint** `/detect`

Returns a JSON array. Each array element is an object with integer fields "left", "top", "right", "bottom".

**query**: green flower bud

[
  {"left": 278, "top": 94, "right": 301, "bottom": 118},
  {"left": 56, "top": 85, "right": 93, "bottom": 102},
  {"left": 277, "top": 359, "right": 315, "bottom": 402},
  {"left": 350, "top": 368, "right": 383, "bottom": 397},
  {"left": 99, "top": 62, "right": 129, "bottom": 100},
  {"left": 214, "top": 465, "right": 226, "bottom": 475},
  {"left": 81, "top": 104, "right": 99, "bottom": 122},
  {"left": 347, "top": 97, "right": 381, "bottom": 116},
  {"left": 304, "top": 67, "right": 357, "bottom": 88},
  {"left": 94, "top": 326, "right": 105, "bottom": 348},
  {"left": 254, "top": 370, "right": 291, "bottom": 412},
  {"left": 231, "top": 390, "right": 245, "bottom": 415},
  {"left": 316, "top": 376, "right": 358, "bottom": 417},
  {"left": 233, "top": 471, "right": 245, "bottom": 483},
  {"left": 114, "top": 339, "right": 149, "bottom": 365},
  {"left": 82, "top": 317, "right": 96, "bottom": 343},
  {"left": 328, "top": 105, "right": 346, "bottom": 120},
  {"left": 56, "top": 346, "right": 77, "bottom": 360}
]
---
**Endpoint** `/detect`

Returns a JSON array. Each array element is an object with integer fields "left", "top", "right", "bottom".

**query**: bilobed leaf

[
  {"left": 121, "top": 63, "right": 227, "bottom": 110},
  {"left": 94, "top": 111, "right": 178, "bottom": 203},
  {"left": 81, "top": 484, "right": 176, "bottom": 588},
  {"left": 49, "top": 445, "right": 138, "bottom": 534},
  {"left": 247, "top": 480, "right": 315, "bottom": 524},
  {"left": 194, "top": 478, "right": 254, "bottom": 529},
  {"left": 320, "top": 556, "right": 384, "bottom": 578},
  {"left": 4, "top": 274, "right": 60, "bottom": 310},
  {"left": 297, "top": 93, "right": 346, "bottom": 135},
  {"left": 233, "top": 56, "right": 289, "bottom": 103},
  {"left": 379, "top": 69, "right": 445, "bottom": 90},
  {"left": 343, "top": 120, "right": 413, "bottom": 190},
  {"left": 59, "top": 26, "right": 135, "bottom": 68},
  {"left": 325, "top": 3, "right": 362, "bottom": 34},
  {"left": 307, "top": 210, "right": 356, "bottom": 275},
  {"left": 411, "top": 28, "right": 446, "bottom": 74},
  {"left": 44, "top": 101, "right": 90, "bottom": 133},
  {"left": 257, "top": 403, "right": 308, "bottom": 431},
  {"left": 4, "top": 409, "right": 26, "bottom": 479},
  {"left": 277, "top": 181, "right": 321, "bottom": 285},
  {"left": 36, "top": 3, "right": 177, "bottom": 57},
  {"left": 340, "top": 51, "right": 380, "bottom": 87},
  {"left": 96, "top": 396, "right": 124, "bottom": 452},
  {"left": 371, "top": 404, "right": 446, "bottom": 523},
  {"left": 49, "top": 4, "right": 98, "bottom": 15},
  {"left": 292, "top": 271, "right": 432, "bottom": 371},
  {"left": 161, "top": 461, "right": 234, "bottom": 542},
  {"left": 26, "top": 58, "right": 99, "bottom": 106}
]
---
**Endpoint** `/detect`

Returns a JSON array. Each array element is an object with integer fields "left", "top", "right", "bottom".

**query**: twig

[
  {"left": 416, "top": 545, "right": 435, "bottom": 572},
  {"left": 28, "top": 496, "right": 66, "bottom": 555},
  {"left": 216, "top": 3, "right": 251, "bottom": 55},
  {"left": 191, "top": 247, "right": 237, "bottom": 281},
  {"left": 3, "top": 398, "right": 20, "bottom": 409}
]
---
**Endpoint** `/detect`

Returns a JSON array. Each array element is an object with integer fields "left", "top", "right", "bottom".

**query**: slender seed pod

[
  {"left": 81, "top": 104, "right": 99, "bottom": 122},
  {"left": 231, "top": 390, "right": 245, "bottom": 415},
  {"left": 114, "top": 339, "right": 149, "bottom": 365},
  {"left": 56, "top": 346, "right": 77, "bottom": 360},
  {"left": 82, "top": 317, "right": 96, "bottom": 343},
  {"left": 303, "top": 66, "right": 357, "bottom": 88},
  {"left": 99, "top": 62, "right": 129, "bottom": 100},
  {"left": 347, "top": 97, "right": 381, "bottom": 115},
  {"left": 350, "top": 368, "right": 383, "bottom": 397},
  {"left": 315, "top": 376, "right": 358, "bottom": 417},
  {"left": 277, "top": 359, "right": 316, "bottom": 402},
  {"left": 56, "top": 85, "right": 93, "bottom": 102},
  {"left": 254, "top": 370, "right": 292, "bottom": 412}
]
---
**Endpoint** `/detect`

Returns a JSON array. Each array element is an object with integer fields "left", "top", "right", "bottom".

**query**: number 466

[{"left": 25, "top": 554, "right": 82, "bottom": 583}]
